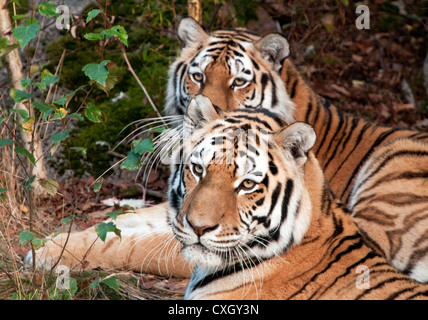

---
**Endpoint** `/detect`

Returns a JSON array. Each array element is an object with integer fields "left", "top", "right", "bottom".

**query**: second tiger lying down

[{"left": 169, "top": 96, "right": 428, "bottom": 299}]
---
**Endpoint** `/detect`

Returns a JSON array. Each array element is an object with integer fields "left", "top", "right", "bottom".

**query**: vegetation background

[{"left": 0, "top": 0, "right": 427, "bottom": 299}]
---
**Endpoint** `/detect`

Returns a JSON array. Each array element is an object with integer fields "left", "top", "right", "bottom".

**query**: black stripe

[
  {"left": 288, "top": 237, "right": 365, "bottom": 299},
  {"left": 260, "top": 175, "right": 269, "bottom": 189},
  {"left": 255, "top": 197, "right": 265, "bottom": 206},
  {"left": 314, "top": 100, "right": 333, "bottom": 156},
  {"left": 236, "top": 108, "right": 285, "bottom": 127},
  {"left": 190, "top": 258, "right": 264, "bottom": 292},
  {"left": 269, "top": 161, "right": 278, "bottom": 175},
  {"left": 228, "top": 115, "right": 273, "bottom": 131},
  {"left": 321, "top": 107, "right": 345, "bottom": 164},
  {"left": 355, "top": 276, "right": 416, "bottom": 300},
  {"left": 304, "top": 101, "right": 313, "bottom": 122},
  {"left": 341, "top": 128, "right": 398, "bottom": 200},
  {"left": 329, "top": 122, "right": 370, "bottom": 181},
  {"left": 268, "top": 182, "right": 282, "bottom": 216},
  {"left": 385, "top": 286, "right": 421, "bottom": 300},
  {"left": 269, "top": 73, "right": 278, "bottom": 107},
  {"left": 251, "top": 58, "right": 259, "bottom": 70},
  {"left": 355, "top": 150, "right": 428, "bottom": 194},
  {"left": 313, "top": 250, "right": 378, "bottom": 299},
  {"left": 323, "top": 116, "right": 351, "bottom": 171},
  {"left": 269, "top": 179, "right": 294, "bottom": 242},
  {"left": 289, "top": 78, "right": 298, "bottom": 99},
  {"left": 405, "top": 291, "right": 428, "bottom": 299}
]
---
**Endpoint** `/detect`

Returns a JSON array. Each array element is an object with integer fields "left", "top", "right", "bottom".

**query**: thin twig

[{"left": 119, "top": 42, "right": 168, "bottom": 127}]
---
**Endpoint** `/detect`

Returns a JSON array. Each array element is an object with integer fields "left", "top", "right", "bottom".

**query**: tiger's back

[
  {"left": 282, "top": 59, "right": 428, "bottom": 202},
  {"left": 349, "top": 138, "right": 428, "bottom": 282}
]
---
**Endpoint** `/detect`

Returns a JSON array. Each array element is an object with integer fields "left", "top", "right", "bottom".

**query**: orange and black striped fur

[
  {"left": 162, "top": 17, "right": 428, "bottom": 282},
  {"left": 168, "top": 96, "right": 428, "bottom": 299},
  {"left": 27, "top": 18, "right": 428, "bottom": 285}
]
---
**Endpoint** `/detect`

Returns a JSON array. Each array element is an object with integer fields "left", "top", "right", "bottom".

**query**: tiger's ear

[
  {"left": 178, "top": 17, "right": 209, "bottom": 48},
  {"left": 186, "top": 95, "right": 222, "bottom": 128},
  {"left": 274, "top": 122, "right": 316, "bottom": 164},
  {"left": 255, "top": 33, "right": 290, "bottom": 72}
]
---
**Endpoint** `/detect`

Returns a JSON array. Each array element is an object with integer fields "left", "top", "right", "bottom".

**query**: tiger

[
  {"left": 160, "top": 17, "right": 428, "bottom": 281},
  {"left": 27, "top": 17, "right": 428, "bottom": 283},
  {"left": 167, "top": 95, "right": 428, "bottom": 299}
]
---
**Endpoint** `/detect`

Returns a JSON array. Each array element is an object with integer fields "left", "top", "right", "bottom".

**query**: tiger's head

[
  {"left": 168, "top": 95, "right": 316, "bottom": 272},
  {"left": 165, "top": 17, "right": 295, "bottom": 124}
]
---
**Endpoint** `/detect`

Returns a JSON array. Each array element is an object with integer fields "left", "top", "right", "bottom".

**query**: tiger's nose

[{"left": 188, "top": 221, "right": 219, "bottom": 237}]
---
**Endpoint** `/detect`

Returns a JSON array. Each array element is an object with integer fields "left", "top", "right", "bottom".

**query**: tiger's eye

[
  {"left": 192, "top": 73, "right": 203, "bottom": 82},
  {"left": 233, "top": 78, "right": 247, "bottom": 87},
  {"left": 241, "top": 179, "right": 256, "bottom": 190},
  {"left": 192, "top": 163, "right": 204, "bottom": 176}
]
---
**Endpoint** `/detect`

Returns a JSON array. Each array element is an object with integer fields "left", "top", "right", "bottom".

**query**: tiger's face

[
  {"left": 165, "top": 18, "right": 295, "bottom": 124},
  {"left": 168, "top": 96, "right": 316, "bottom": 271}
]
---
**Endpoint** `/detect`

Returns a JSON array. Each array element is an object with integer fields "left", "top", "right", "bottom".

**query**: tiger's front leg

[{"left": 25, "top": 202, "right": 193, "bottom": 279}]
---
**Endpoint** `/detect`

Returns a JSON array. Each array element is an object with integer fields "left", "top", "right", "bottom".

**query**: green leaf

[
  {"left": 33, "top": 100, "right": 53, "bottom": 120},
  {"left": 34, "top": 75, "right": 57, "bottom": 92},
  {"left": 51, "top": 107, "right": 67, "bottom": 120},
  {"left": 106, "top": 209, "right": 123, "bottom": 220},
  {"left": 51, "top": 129, "right": 71, "bottom": 145},
  {"left": 82, "top": 60, "right": 110, "bottom": 86},
  {"left": 31, "top": 237, "right": 47, "bottom": 249},
  {"left": 67, "top": 113, "right": 84, "bottom": 121},
  {"left": 70, "top": 146, "right": 87, "bottom": 156},
  {"left": 12, "top": 14, "right": 28, "bottom": 22},
  {"left": 38, "top": 2, "right": 59, "bottom": 18},
  {"left": 15, "top": 147, "right": 35, "bottom": 165},
  {"left": 12, "top": 23, "right": 39, "bottom": 50},
  {"left": 103, "top": 25, "right": 128, "bottom": 47},
  {"left": 20, "top": 78, "right": 31, "bottom": 88},
  {"left": 0, "top": 188, "right": 7, "bottom": 201},
  {"left": 132, "top": 138, "right": 154, "bottom": 155},
  {"left": 1, "top": 37, "right": 11, "bottom": 49},
  {"left": 96, "top": 73, "right": 118, "bottom": 96},
  {"left": 9, "top": 108, "right": 29, "bottom": 120},
  {"left": 93, "top": 178, "right": 103, "bottom": 192},
  {"left": 0, "top": 139, "right": 14, "bottom": 148},
  {"left": 24, "top": 175, "right": 36, "bottom": 190},
  {"left": 83, "top": 33, "right": 103, "bottom": 41},
  {"left": 84, "top": 102, "right": 102, "bottom": 123},
  {"left": 52, "top": 96, "right": 68, "bottom": 107},
  {"left": 11, "top": 89, "right": 32, "bottom": 103},
  {"left": 120, "top": 150, "right": 141, "bottom": 171},
  {"left": 52, "top": 84, "right": 88, "bottom": 107},
  {"left": 0, "top": 42, "right": 19, "bottom": 57},
  {"left": 40, "top": 179, "right": 59, "bottom": 196},
  {"left": 102, "top": 277, "right": 120, "bottom": 292},
  {"left": 89, "top": 278, "right": 100, "bottom": 289},
  {"left": 61, "top": 214, "right": 75, "bottom": 225},
  {"left": 84, "top": 26, "right": 128, "bottom": 47},
  {"left": 19, "top": 231, "right": 35, "bottom": 247},
  {"left": 149, "top": 126, "right": 166, "bottom": 134},
  {"left": 24, "top": 17, "right": 38, "bottom": 26},
  {"left": 95, "top": 221, "right": 121, "bottom": 242},
  {"left": 35, "top": 70, "right": 58, "bottom": 91},
  {"left": 86, "top": 9, "right": 102, "bottom": 23},
  {"left": 63, "top": 278, "right": 78, "bottom": 299}
]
